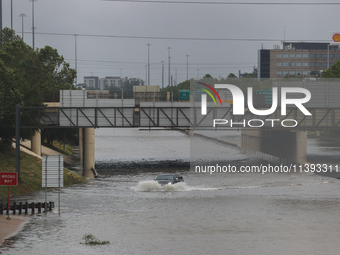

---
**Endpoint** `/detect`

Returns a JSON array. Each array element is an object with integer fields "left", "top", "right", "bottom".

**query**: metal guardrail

[{"left": 0, "top": 201, "right": 54, "bottom": 215}]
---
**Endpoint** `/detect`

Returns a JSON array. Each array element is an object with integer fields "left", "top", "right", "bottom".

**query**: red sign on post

[{"left": 0, "top": 172, "right": 18, "bottom": 186}]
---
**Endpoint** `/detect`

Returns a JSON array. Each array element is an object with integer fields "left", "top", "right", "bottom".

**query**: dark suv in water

[{"left": 155, "top": 173, "right": 184, "bottom": 186}]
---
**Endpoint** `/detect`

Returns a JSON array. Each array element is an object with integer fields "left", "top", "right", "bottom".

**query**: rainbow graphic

[{"left": 196, "top": 82, "right": 223, "bottom": 106}]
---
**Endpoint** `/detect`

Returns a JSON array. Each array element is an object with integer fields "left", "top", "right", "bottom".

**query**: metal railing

[{"left": 18, "top": 105, "right": 340, "bottom": 130}]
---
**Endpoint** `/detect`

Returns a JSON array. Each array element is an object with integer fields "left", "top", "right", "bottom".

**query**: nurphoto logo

[{"left": 198, "top": 83, "right": 312, "bottom": 128}]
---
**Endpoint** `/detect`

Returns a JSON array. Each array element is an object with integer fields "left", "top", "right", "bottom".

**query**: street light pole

[
  {"left": 19, "top": 14, "right": 26, "bottom": 40},
  {"left": 119, "top": 87, "right": 123, "bottom": 125},
  {"left": 75, "top": 34, "right": 78, "bottom": 87},
  {"left": 161, "top": 61, "right": 164, "bottom": 88},
  {"left": 11, "top": 0, "right": 13, "bottom": 30},
  {"left": 186, "top": 55, "right": 189, "bottom": 81},
  {"left": 119, "top": 87, "right": 123, "bottom": 100},
  {"left": 168, "top": 47, "right": 171, "bottom": 86},
  {"left": 147, "top": 44, "right": 150, "bottom": 86},
  {"left": 327, "top": 44, "right": 330, "bottom": 69},
  {"left": 30, "top": 0, "right": 37, "bottom": 48},
  {"left": 0, "top": 0, "right": 2, "bottom": 37}
]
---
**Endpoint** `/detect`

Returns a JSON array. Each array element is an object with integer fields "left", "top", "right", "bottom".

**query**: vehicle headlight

[{"left": 168, "top": 182, "right": 172, "bottom": 185}]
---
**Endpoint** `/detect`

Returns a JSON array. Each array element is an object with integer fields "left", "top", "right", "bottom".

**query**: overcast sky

[{"left": 2, "top": 0, "right": 340, "bottom": 86}]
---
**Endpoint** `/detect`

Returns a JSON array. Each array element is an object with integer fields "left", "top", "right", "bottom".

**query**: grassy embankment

[
  {"left": 44, "top": 140, "right": 74, "bottom": 158},
  {"left": 0, "top": 146, "right": 86, "bottom": 198}
]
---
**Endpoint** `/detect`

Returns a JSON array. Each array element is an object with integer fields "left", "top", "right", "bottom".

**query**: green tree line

[{"left": 0, "top": 28, "right": 77, "bottom": 151}]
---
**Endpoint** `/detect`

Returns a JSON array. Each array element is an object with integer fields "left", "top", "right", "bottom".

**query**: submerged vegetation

[{"left": 81, "top": 234, "right": 110, "bottom": 246}]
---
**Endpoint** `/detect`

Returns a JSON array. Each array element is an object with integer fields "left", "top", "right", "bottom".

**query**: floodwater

[{"left": 1, "top": 129, "right": 340, "bottom": 255}]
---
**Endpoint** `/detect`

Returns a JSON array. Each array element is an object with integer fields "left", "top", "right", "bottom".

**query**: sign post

[
  {"left": 329, "top": 32, "right": 340, "bottom": 68},
  {"left": 42, "top": 155, "right": 64, "bottom": 216},
  {"left": 0, "top": 172, "right": 18, "bottom": 220}
]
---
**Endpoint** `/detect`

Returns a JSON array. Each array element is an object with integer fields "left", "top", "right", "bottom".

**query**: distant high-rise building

[
  {"left": 258, "top": 42, "right": 340, "bottom": 80},
  {"left": 84, "top": 76, "right": 99, "bottom": 89},
  {"left": 84, "top": 76, "right": 125, "bottom": 90}
]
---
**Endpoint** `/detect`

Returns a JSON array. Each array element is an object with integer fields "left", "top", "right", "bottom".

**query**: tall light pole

[
  {"left": 147, "top": 44, "right": 150, "bottom": 86},
  {"left": 75, "top": 34, "right": 78, "bottom": 86},
  {"left": 19, "top": 14, "right": 26, "bottom": 40},
  {"left": 168, "top": 47, "right": 171, "bottom": 86},
  {"left": 327, "top": 44, "right": 330, "bottom": 69},
  {"left": 30, "top": 0, "right": 37, "bottom": 48},
  {"left": 0, "top": 0, "right": 2, "bottom": 37},
  {"left": 161, "top": 61, "right": 164, "bottom": 88},
  {"left": 186, "top": 55, "right": 189, "bottom": 81},
  {"left": 0, "top": 0, "right": 2, "bottom": 39},
  {"left": 175, "top": 68, "right": 177, "bottom": 86},
  {"left": 11, "top": 0, "right": 13, "bottom": 29}
]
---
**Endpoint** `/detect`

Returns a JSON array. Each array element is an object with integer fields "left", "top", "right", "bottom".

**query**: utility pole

[
  {"left": 11, "top": 0, "right": 13, "bottom": 29},
  {"left": 0, "top": 0, "right": 2, "bottom": 40},
  {"left": 161, "top": 61, "right": 164, "bottom": 88},
  {"left": 168, "top": 47, "right": 171, "bottom": 86},
  {"left": 75, "top": 34, "right": 77, "bottom": 86},
  {"left": 175, "top": 68, "right": 177, "bottom": 86},
  {"left": 19, "top": 14, "right": 26, "bottom": 40},
  {"left": 147, "top": 44, "right": 150, "bottom": 85},
  {"left": 30, "top": 0, "right": 37, "bottom": 48},
  {"left": 186, "top": 55, "right": 189, "bottom": 81}
]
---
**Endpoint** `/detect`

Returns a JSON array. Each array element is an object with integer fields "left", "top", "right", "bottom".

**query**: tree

[
  {"left": 160, "top": 80, "right": 190, "bottom": 94},
  {"left": 321, "top": 61, "right": 340, "bottom": 78},
  {"left": 0, "top": 27, "right": 21, "bottom": 46},
  {"left": 122, "top": 78, "right": 143, "bottom": 92},
  {"left": 0, "top": 28, "right": 76, "bottom": 150},
  {"left": 0, "top": 61, "right": 22, "bottom": 150},
  {"left": 227, "top": 73, "right": 237, "bottom": 79},
  {"left": 242, "top": 68, "right": 258, "bottom": 78}
]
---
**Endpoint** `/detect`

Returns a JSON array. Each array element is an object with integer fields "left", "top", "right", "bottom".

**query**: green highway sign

[
  {"left": 179, "top": 89, "right": 190, "bottom": 100},
  {"left": 256, "top": 88, "right": 272, "bottom": 104}
]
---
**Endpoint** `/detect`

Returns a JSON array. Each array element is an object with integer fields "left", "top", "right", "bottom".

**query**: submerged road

[{"left": 1, "top": 129, "right": 340, "bottom": 255}]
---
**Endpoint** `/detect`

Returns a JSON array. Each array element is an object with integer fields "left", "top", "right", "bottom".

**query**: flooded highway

[{"left": 1, "top": 129, "right": 340, "bottom": 255}]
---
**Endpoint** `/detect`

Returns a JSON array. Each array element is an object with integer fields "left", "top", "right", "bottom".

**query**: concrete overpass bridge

[{"left": 17, "top": 82, "right": 340, "bottom": 178}]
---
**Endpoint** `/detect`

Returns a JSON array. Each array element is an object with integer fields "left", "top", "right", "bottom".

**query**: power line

[
  {"left": 19, "top": 31, "right": 329, "bottom": 42},
  {"left": 66, "top": 58, "right": 255, "bottom": 65},
  {"left": 103, "top": 0, "right": 340, "bottom": 5}
]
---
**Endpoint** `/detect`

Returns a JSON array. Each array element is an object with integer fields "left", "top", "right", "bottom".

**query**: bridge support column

[
  {"left": 241, "top": 129, "right": 307, "bottom": 164},
  {"left": 31, "top": 130, "right": 41, "bottom": 156},
  {"left": 79, "top": 128, "right": 95, "bottom": 178},
  {"left": 79, "top": 128, "right": 83, "bottom": 172},
  {"left": 294, "top": 131, "right": 307, "bottom": 164}
]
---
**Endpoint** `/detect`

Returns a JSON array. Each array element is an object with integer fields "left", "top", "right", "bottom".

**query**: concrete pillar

[
  {"left": 240, "top": 129, "right": 307, "bottom": 164},
  {"left": 241, "top": 129, "right": 261, "bottom": 151},
  {"left": 294, "top": 131, "right": 307, "bottom": 164},
  {"left": 31, "top": 130, "right": 41, "bottom": 156},
  {"left": 186, "top": 127, "right": 194, "bottom": 137},
  {"left": 79, "top": 128, "right": 83, "bottom": 170},
  {"left": 80, "top": 128, "right": 95, "bottom": 178}
]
